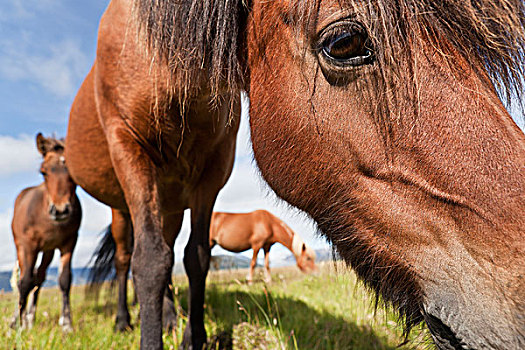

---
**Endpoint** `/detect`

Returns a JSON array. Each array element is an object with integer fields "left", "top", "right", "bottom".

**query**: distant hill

[
  {"left": 283, "top": 248, "right": 340, "bottom": 264},
  {"left": 0, "top": 267, "right": 93, "bottom": 293},
  {"left": 0, "top": 271, "right": 13, "bottom": 293},
  {"left": 0, "top": 248, "right": 337, "bottom": 293}
]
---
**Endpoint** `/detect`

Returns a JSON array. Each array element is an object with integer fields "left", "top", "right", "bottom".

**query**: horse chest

[{"left": 36, "top": 226, "right": 69, "bottom": 251}]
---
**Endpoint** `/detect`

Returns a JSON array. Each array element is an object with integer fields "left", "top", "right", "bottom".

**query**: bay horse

[
  {"left": 66, "top": 0, "right": 525, "bottom": 349},
  {"left": 10, "top": 134, "right": 81, "bottom": 332},
  {"left": 65, "top": 0, "right": 240, "bottom": 348},
  {"left": 209, "top": 210, "right": 317, "bottom": 283}
]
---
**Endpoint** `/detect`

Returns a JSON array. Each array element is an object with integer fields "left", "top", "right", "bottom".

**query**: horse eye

[{"left": 318, "top": 22, "right": 374, "bottom": 67}]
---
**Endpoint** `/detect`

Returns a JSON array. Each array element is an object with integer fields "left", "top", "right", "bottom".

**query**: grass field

[{"left": 0, "top": 262, "right": 431, "bottom": 349}]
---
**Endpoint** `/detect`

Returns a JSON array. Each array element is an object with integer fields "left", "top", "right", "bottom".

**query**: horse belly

[
  {"left": 66, "top": 68, "right": 127, "bottom": 211},
  {"left": 216, "top": 240, "right": 252, "bottom": 253},
  {"left": 216, "top": 226, "right": 254, "bottom": 253}
]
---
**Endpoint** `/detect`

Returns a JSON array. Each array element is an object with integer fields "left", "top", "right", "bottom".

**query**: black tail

[{"left": 87, "top": 225, "right": 116, "bottom": 287}]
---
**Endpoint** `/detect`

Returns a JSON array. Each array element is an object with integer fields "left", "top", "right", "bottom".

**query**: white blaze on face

[{"left": 291, "top": 234, "right": 304, "bottom": 259}]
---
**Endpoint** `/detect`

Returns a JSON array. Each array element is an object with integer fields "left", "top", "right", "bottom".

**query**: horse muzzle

[
  {"left": 49, "top": 202, "right": 72, "bottom": 222},
  {"left": 422, "top": 289, "right": 525, "bottom": 350}
]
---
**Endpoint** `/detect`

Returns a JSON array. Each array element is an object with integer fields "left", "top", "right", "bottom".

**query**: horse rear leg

[
  {"left": 58, "top": 239, "right": 77, "bottom": 332},
  {"left": 162, "top": 277, "right": 177, "bottom": 331},
  {"left": 182, "top": 198, "right": 215, "bottom": 349},
  {"left": 112, "top": 209, "right": 133, "bottom": 332},
  {"left": 25, "top": 250, "right": 55, "bottom": 328}
]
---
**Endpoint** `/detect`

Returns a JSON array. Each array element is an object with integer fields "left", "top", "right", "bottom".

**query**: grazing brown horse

[
  {"left": 209, "top": 210, "right": 317, "bottom": 283},
  {"left": 67, "top": 0, "right": 524, "bottom": 349},
  {"left": 10, "top": 134, "right": 81, "bottom": 332}
]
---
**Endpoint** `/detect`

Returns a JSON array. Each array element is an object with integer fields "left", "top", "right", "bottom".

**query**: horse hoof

[
  {"left": 178, "top": 338, "right": 193, "bottom": 350},
  {"left": 180, "top": 328, "right": 206, "bottom": 350},
  {"left": 115, "top": 321, "right": 133, "bottom": 332},
  {"left": 25, "top": 313, "right": 35, "bottom": 329},
  {"left": 179, "top": 342, "right": 207, "bottom": 350},
  {"left": 21, "top": 318, "right": 30, "bottom": 330},
  {"left": 163, "top": 317, "right": 177, "bottom": 332},
  {"left": 115, "top": 315, "right": 133, "bottom": 332},
  {"left": 9, "top": 317, "right": 18, "bottom": 329},
  {"left": 59, "top": 316, "right": 73, "bottom": 332}
]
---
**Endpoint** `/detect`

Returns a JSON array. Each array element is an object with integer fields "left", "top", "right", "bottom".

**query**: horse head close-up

[
  {"left": 246, "top": 1, "right": 525, "bottom": 349},
  {"left": 36, "top": 134, "right": 77, "bottom": 222},
  {"left": 60, "top": 0, "right": 524, "bottom": 349}
]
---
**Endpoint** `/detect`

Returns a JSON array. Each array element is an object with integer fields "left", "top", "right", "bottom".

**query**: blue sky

[
  {"left": 0, "top": 0, "right": 326, "bottom": 271},
  {"left": 0, "top": 1, "right": 523, "bottom": 272}
]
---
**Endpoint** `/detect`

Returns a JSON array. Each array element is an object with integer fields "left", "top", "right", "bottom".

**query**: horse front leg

[
  {"left": 104, "top": 125, "right": 172, "bottom": 350},
  {"left": 14, "top": 247, "right": 37, "bottom": 330},
  {"left": 181, "top": 198, "right": 215, "bottom": 349},
  {"left": 132, "top": 212, "right": 173, "bottom": 350},
  {"left": 263, "top": 246, "right": 272, "bottom": 283},
  {"left": 112, "top": 209, "right": 133, "bottom": 331},
  {"left": 58, "top": 240, "right": 76, "bottom": 332},
  {"left": 247, "top": 247, "right": 260, "bottom": 285},
  {"left": 25, "top": 250, "right": 55, "bottom": 329}
]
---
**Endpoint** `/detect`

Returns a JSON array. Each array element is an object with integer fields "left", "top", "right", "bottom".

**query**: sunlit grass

[{"left": 0, "top": 262, "right": 431, "bottom": 349}]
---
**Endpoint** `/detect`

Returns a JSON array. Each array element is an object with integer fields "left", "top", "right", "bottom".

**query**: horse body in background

[
  {"left": 65, "top": 0, "right": 239, "bottom": 348},
  {"left": 68, "top": 0, "right": 525, "bottom": 349},
  {"left": 11, "top": 134, "right": 81, "bottom": 332},
  {"left": 210, "top": 210, "right": 317, "bottom": 283}
]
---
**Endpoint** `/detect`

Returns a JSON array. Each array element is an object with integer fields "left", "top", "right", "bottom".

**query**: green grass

[{"left": 0, "top": 262, "right": 431, "bottom": 349}]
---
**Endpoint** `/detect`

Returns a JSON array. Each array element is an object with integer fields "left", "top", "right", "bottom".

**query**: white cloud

[
  {"left": 0, "top": 134, "right": 40, "bottom": 177},
  {"left": 77, "top": 190, "right": 112, "bottom": 235},
  {"left": 70, "top": 191, "right": 112, "bottom": 268},
  {"left": 0, "top": 0, "right": 61, "bottom": 22},
  {"left": 0, "top": 102, "right": 329, "bottom": 272},
  {"left": 235, "top": 93, "right": 253, "bottom": 159},
  {"left": 0, "top": 207, "right": 16, "bottom": 271},
  {"left": 0, "top": 38, "right": 89, "bottom": 98}
]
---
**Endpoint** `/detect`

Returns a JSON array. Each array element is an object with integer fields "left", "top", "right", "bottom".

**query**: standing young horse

[
  {"left": 67, "top": 0, "right": 524, "bottom": 349},
  {"left": 11, "top": 134, "right": 81, "bottom": 331},
  {"left": 209, "top": 210, "right": 317, "bottom": 283}
]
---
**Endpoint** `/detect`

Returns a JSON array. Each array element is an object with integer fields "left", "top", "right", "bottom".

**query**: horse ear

[{"left": 36, "top": 133, "right": 48, "bottom": 156}]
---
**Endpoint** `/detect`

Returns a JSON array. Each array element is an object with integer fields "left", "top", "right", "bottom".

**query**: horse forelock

[
  {"left": 132, "top": 0, "right": 524, "bottom": 112},
  {"left": 287, "top": 0, "right": 525, "bottom": 111}
]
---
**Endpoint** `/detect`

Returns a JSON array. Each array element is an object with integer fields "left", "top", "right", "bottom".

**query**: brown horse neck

[{"left": 271, "top": 218, "right": 298, "bottom": 257}]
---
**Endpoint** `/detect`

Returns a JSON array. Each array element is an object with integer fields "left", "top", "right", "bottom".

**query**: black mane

[{"left": 133, "top": 0, "right": 248, "bottom": 105}]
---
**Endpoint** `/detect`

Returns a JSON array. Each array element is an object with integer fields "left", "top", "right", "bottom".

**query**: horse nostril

[
  {"left": 423, "top": 310, "right": 463, "bottom": 350},
  {"left": 49, "top": 203, "right": 71, "bottom": 219}
]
